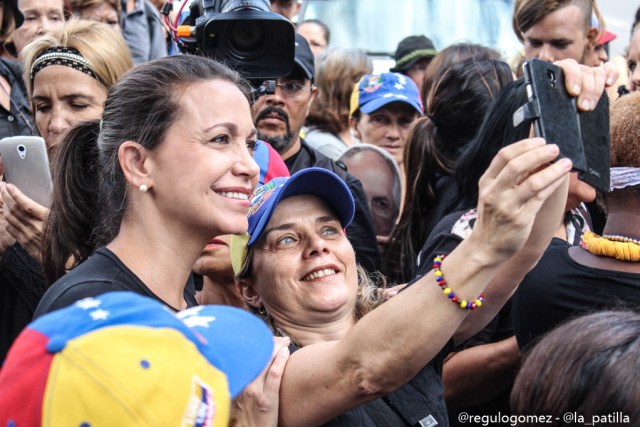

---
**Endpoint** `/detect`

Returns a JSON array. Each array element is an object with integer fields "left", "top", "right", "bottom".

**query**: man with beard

[{"left": 251, "top": 34, "right": 381, "bottom": 272}]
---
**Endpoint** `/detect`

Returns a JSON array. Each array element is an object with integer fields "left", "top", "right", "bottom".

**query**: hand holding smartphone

[
  {"left": 0, "top": 136, "right": 53, "bottom": 207},
  {"left": 516, "top": 59, "right": 610, "bottom": 193}
]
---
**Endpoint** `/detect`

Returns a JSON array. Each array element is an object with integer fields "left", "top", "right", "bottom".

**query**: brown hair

[
  {"left": 511, "top": 311, "right": 640, "bottom": 421},
  {"left": 512, "top": 0, "right": 603, "bottom": 43},
  {"left": 305, "top": 47, "right": 372, "bottom": 135}
]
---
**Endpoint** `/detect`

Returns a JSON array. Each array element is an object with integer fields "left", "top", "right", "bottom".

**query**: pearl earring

[{"left": 139, "top": 184, "right": 148, "bottom": 193}]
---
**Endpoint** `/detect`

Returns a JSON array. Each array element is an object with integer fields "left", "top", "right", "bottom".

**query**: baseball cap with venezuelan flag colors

[
  {"left": 349, "top": 72, "right": 423, "bottom": 117},
  {"left": 230, "top": 167, "right": 355, "bottom": 275},
  {"left": 0, "top": 291, "right": 274, "bottom": 427}
]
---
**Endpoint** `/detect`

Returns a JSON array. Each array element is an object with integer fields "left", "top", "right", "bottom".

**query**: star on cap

[
  {"left": 90, "top": 309, "right": 110, "bottom": 321},
  {"left": 181, "top": 315, "right": 217, "bottom": 328},
  {"left": 76, "top": 297, "right": 101, "bottom": 310}
]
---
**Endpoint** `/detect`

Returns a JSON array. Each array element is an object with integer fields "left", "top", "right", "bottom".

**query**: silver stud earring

[{"left": 139, "top": 184, "right": 148, "bottom": 193}]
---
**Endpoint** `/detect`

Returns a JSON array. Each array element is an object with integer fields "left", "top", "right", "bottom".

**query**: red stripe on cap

[
  {"left": 263, "top": 142, "right": 290, "bottom": 184},
  {"left": 0, "top": 328, "right": 56, "bottom": 426}
]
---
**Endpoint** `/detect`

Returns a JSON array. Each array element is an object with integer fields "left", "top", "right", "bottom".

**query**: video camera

[{"left": 179, "top": 0, "right": 296, "bottom": 80}]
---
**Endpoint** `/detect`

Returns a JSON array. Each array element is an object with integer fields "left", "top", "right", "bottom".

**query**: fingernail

[
  {"left": 606, "top": 76, "right": 614, "bottom": 86},
  {"left": 572, "top": 83, "right": 581, "bottom": 94},
  {"left": 546, "top": 143, "right": 559, "bottom": 153},
  {"left": 580, "top": 99, "right": 592, "bottom": 110},
  {"left": 558, "top": 158, "right": 572, "bottom": 169}
]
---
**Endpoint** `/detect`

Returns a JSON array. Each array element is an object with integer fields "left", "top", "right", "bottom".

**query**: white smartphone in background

[{"left": 0, "top": 136, "right": 53, "bottom": 207}]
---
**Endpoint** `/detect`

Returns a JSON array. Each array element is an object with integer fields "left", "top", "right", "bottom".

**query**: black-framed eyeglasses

[{"left": 262, "top": 79, "right": 311, "bottom": 98}]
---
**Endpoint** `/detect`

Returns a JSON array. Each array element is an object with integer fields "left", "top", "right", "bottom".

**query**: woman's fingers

[
  {"left": 518, "top": 157, "right": 572, "bottom": 209},
  {"left": 0, "top": 183, "right": 47, "bottom": 262},
  {"left": 263, "top": 337, "right": 290, "bottom": 395},
  {"left": 2, "top": 183, "right": 47, "bottom": 221},
  {"left": 472, "top": 138, "right": 572, "bottom": 260},
  {"left": 481, "top": 138, "right": 546, "bottom": 181}
]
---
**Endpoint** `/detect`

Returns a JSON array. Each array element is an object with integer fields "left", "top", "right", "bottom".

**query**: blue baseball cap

[
  {"left": 350, "top": 72, "right": 423, "bottom": 116},
  {"left": 247, "top": 167, "right": 354, "bottom": 247}
]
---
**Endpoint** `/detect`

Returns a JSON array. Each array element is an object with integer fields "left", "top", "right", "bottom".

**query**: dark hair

[
  {"left": 511, "top": 310, "right": 640, "bottom": 421},
  {"left": 453, "top": 79, "right": 530, "bottom": 211},
  {"left": 422, "top": 43, "right": 503, "bottom": 103},
  {"left": 0, "top": 1, "right": 20, "bottom": 42},
  {"left": 42, "top": 54, "right": 250, "bottom": 283},
  {"left": 384, "top": 59, "right": 513, "bottom": 283},
  {"left": 297, "top": 19, "right": 331, "bottom": 45}
]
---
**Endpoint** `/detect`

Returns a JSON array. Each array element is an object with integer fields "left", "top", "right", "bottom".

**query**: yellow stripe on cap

[
  {"left": 230, "top": 233, "right": 250, "bottom": 276},
  {"left": 349, "top": 77, "right": 365, "bottom": 116},
  {"left": 44, "top": 327, "right": 230, "bottom": 427}
]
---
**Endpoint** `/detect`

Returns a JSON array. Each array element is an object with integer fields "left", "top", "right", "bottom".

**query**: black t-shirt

[
  {"left": 512, "top": 238, "right": 640, "bottom": 350},
  {"left": 290, "top": 342, "right": 452, "bottom": 427},
  {"left": 0, "top": 59, "right": 35, "bottom": 138},
  {"left": 34, "top": 247, "right": 198, "bottom": 318},
  {"left": 0, "top": 243, "right": 47, "bottom": 363}
]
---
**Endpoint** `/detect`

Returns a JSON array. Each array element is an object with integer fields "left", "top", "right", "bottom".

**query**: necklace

[
  {"left": 580, "top": 232, "right": 640, "bottom": 262},
  {"left": 602, "top": 234, "right": 640, "bottom": 246}
]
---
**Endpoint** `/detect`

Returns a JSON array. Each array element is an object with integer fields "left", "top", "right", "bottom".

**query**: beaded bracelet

[{"left": 433, "top": 255, "right": 484, "bottom": 310}]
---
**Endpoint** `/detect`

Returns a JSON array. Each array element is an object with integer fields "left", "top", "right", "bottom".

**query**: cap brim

[
  {"left": 598, "top": 30, "right": 617, "bottom": 45},
  {"left": 390, "top": 54, "right": 435, "bottom": 73},
  {"left": 177, "top": 305, "right": 274, "bottom": 399},
  {"left": 360, "top": 97, "right": 423, "bottom": 115},
  {"left": 248, "top": 167, "right": 355, "bottom": 246}
]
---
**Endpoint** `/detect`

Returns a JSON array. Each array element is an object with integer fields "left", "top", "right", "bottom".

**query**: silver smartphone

[{"left": 0, "top": 136, "right": 53, "bottom": 207}]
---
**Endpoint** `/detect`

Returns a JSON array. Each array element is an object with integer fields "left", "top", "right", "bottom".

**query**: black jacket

[
  {"left": 0, "top": 59, "right": 35, "bottom": 138},
  {"left": 285, "top": 140, "right": 381, "bottom": 273}
]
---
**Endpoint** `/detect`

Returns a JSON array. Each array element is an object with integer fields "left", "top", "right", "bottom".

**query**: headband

[
  {"left": 30, "top": 46, "right": 97, "bottom": 82},
  {"left": 610, "top": 167, "right": 640, "bottom": 192}
]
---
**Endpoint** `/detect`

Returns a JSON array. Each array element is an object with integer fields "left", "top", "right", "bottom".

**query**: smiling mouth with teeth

[
  {"left": 216, "top": 191, "right": 248, "bottom": 200},
  {"left": 303, "top": 268, "right": 337, "bottom": 281}
]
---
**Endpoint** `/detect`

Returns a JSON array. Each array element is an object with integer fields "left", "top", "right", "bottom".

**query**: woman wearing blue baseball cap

[{"left": 232, "top": 60, "right": 618, "bottom": 426}]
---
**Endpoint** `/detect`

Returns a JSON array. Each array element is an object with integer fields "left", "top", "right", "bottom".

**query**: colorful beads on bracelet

[{"left": 433, "top": 255, "right": 485, "bottom": 310}]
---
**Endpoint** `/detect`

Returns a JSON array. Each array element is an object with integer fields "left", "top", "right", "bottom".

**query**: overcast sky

[{"left": 600, "top": 1, "right": 638, "bottom": 57}]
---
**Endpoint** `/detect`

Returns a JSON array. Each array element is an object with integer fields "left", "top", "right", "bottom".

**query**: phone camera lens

[{"left": 17, "top": 145, "right": 25, "bottom": 152}]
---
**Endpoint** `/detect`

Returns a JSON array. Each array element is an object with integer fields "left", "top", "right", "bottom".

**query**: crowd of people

[{"left": 0, "top": 0, "right": 638, "bottom": 426}]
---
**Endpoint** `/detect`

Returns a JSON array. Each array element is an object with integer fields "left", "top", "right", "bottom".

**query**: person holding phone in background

[{"left": 0, "top": 19, "right": 132, "bottom": 363}]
